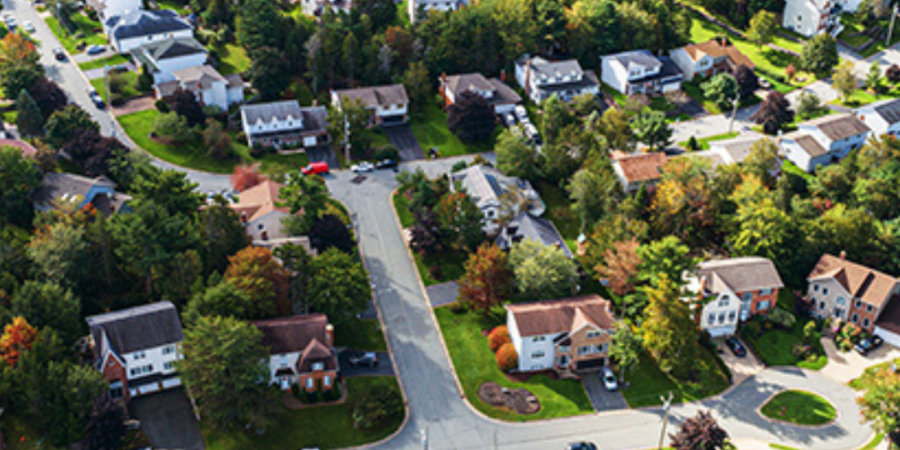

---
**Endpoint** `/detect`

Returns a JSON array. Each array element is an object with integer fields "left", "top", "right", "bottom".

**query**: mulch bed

[{"left": 478, "top": 382, "right": 540, "bottom": 415}]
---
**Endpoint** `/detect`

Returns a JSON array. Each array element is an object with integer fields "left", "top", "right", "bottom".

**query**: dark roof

[
  {"left": 333, "top": 84, "right": 409, "bottom": 108},
  {"left": 108, "top": 10, "right": 192, "bottom": 40},
  {"left": 534, "top": 70, "right": 600, "bottom": 94},
  {"left": 442, "top": 74, "right": 522, "bottom": 106},
  {"left": 131, "top": 37, "right": 206, "bottom": 68},
  {"left": 33, "top": 172, "right": 116, "bottom": 206},
  {"left": 872, "top": 99, "right": 900, "bottom": 125},
  {"left": 242, "top": 101, "right": 303, "bottom": 123},
  {"left": 496, "top": 212, "right": 573, "bottom": 259},
  {"left": 804, "top": 114, "right": 870, "bottom": 141},
  {"left": 605, "top": 50, "right": 663, "bottom": 71},
  {"left": 875, "top": 294, "right": 900, "bottom": 335},
  {"left": 87, "top": 302, "right": 183, "bottom": 357},
  {"left": 627, "top": 56, "right": 683, "bottom": 84},
  {"left": 252, "top": 314, "right": 331, "bottom": 355},
  {"left": 517, "top": 56, "right": 587, "bottom": 80}
]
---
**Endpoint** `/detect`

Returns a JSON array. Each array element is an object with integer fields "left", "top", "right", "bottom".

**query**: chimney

[
  {"left": 500, "top": 69, "right": 506, "bottom": 82},
  {"left": 325, "top": 324, "right": 334, "bottom": 345},
  {"left": 313, "top": 99, "right": 318, "bottom": 106},
  {"left": 840, "top": 250, "right": 847, "bottom": 260}
]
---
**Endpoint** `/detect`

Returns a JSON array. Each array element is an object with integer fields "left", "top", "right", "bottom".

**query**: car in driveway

[
  {"left": 5, "top": 17, "right": 17, "bottom": 30},
  {"left": 375, "top": 159, "right": 398, "bottom": 170},
  {"left": 601, "top": 367, "right": 618, "bottom": 391},
  {"left": 565, "top": 442, "right": 597, "bottom": 450},
  {"left": 855, "top": 335, "right": 884, "bottom": 355},
  {"left": 726, "top": 336, "right": 747, "bottom": 357},
  {"left": 351, "top": 162, "right": 374, "bottom": 173},
  {"left": 87, "top": 89, "right": 105, "bottom": 109},
  {"left": 22, "top": 21, "right": 34, "bottom": 33},
  {"left": 348, "top": 352, "right": 378, "bottom": 367},
  {"left": 86, "top": 44, "right": 106, "bottom": 55},
  {"left": 53, "top": 47, "right": 66, "bottom": 61},
  {"left": 514, "top": 105, "right": 529, "bottom": 124}
]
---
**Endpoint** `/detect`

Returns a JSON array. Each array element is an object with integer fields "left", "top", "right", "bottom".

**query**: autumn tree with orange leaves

[
  {"left": 225, "top": 246, "right": 290, "bottom": 318},
  {"left": 230, "top": 165, "right": 265, "bottom": 192},
  {"left": 595, "top": 239, "right": 642, "bottom": 297},
  {"left": 457, "top": 243, "right": 511, "bottom": 314},
  {"left": 651, "top": 157, "right": 717, "bottom": 248},
  {"left": 0, "top": 317, "right": 38, "bottom": 367}
]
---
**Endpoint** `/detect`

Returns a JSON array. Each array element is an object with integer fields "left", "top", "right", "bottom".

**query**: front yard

[
  {"left": 78, "top": 54, "right": 131, "bottom": 71},
  {"left": 621, "top": 348, "right": 730, "bottom": 408},
  {"left": 828, "top": 88, "right": 899, "bottom": 108},
  {"left": 335, "top": 318, "right": 387, "bottom": 352},
  {"left": 678, "top": 131, "right": 739, "bottom": 150},
  {"left": 760, "top": 390, "right": 836, "bottom": 425},
  {"left": 203, "top": 376, "right": 404, "bottom": 450},
  {"left": 45, "top": 13, "right": 107, "bottom": 54},
  {"left": 741, "top": 316, "right": 828, "bottom": 370},
  {"left": 435, "top": 306, "right": 594, "bottom": 421},
  {"left": 409, "top": 99, "right": 498, "bottom": 158}
]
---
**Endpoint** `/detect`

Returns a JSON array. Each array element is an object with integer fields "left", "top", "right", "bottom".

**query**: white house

[
  {"left": 506, "top": 295, "right": 617, "bottom": 373},
  {"left": 32, "top": 172, "right": 132, "bottom": 215},
  {"left": 611, "top": 151, "right": 668, "bottom": 194},
  {"left": 684, "top": 257, "right": 784, "bottom": 337},
  {"left": 228, "top": 180, "right": 296, "bottom": 242},
  {"left": 439, "top": 73, "right": 522, "bottom": 114},
  {"left": 252, "top": 315, "right": 338, "bottom": 392},
  {"left": 330, "top": 84, "right": 409, "bottom": 126},
  {"left": 669, "top": 39, "right": 755, "bottom": 80},
  {"left": 86, "top": 302, "right": 184, "bottom": 403},
  {"left": 780, "top": 114, "right": 870, "bottom": 172},
  {"left": 782, "top": 0, "right": 842, "bottom": 37},
  {"left": 856, "top": 98, "right": 900, "bottom": 138},
  {"left": 240, "top": 101, "right": 329, "bottom": 148},
  {"left": 106, "top": 9, "right": 194, "bottom": 54},
  {"left": 600, "top": 50, "right": 683, "bottom": 95},
  {"left": 156, "top": 65, "right": 244, "bottom": 112},
  {"left": 131, "top": 37, "right": 208, "bottom": 84},
  {"left": 514, "top": 55, "right": 600, "bottom": 104},
  {"left": 88, "top": 0, "right": 143, "bottom": 28},
  {"left": 408, "top": 0, "right": 466, "bottom": 22},
  {"left": 448, "top": 164, "right": 545, "bottom": 235},
  {"left": 299, "top": 0, "right": 352, "bottom": 18}
]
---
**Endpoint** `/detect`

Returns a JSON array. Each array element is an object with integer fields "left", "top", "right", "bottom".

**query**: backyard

[
  {"left": 203, "top": 377, "right": 404, "bottom": 450},
  {"left": 410, "top": 99, "right": 498, "bottom": 158},
  {"left": 536, "top": 180, "right": 579, "bottom": 253},
  {"left": 741, "top": 316, "right": 828, "bottom": 370},
  {"left": 434, "top": 306, "right": 594, "bottom": 421},
  {"left": 620, "top": 348, "right": 731, "bottom": 408},
  {"left": 45, "top": 13, "right": 107, "bottom": 54},
  {"left": 760, "top": 390, "right": 836, "bottom": 426},
  {"left": 214, "top": 43, "right": 252, "bottom": 75},
  {"left": 837, "top": 14, "right": 900, "bottom": 58}
]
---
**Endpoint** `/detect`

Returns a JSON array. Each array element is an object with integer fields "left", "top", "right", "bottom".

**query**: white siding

[
  {"left": 246, "top": 211, "right": 291, "bottom": 241},
  {"left": 265, "top": 351, "right": 302, "bottom": 384},
  {"left": 600, "top": 57, "right": 628, "bottom": 95},
  {"left": 782, "top": 0, "right": 822, "bottom": 37},
  {"left": 123, "top": 343, "right": 180, "bottom": 380},
  {"left": 856, "top": 109, "right": 893, "bottom": 137},
  {"left": 875, "top": 326, "right": 900, "bottom": 348},
  {"left": 152, "top": 53, "right": 209, "bottom": 83},
  {"left": 807, "top": 278, "right": 853, "bottom": 321}
]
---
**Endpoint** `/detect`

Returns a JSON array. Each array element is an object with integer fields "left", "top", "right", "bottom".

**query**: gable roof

[
  {"left": 870, "top": 98, "right": 900, "bottom": 125},
  {"left": 784, "top": 133, "right": 828, "bottom": 157},
  {"left": 696, "top": 257, "right": 784, "bottom": 294},
  {"left": 804, "top": 114, "right": 870, "bottom": 141},
  {"left": 332, "top": 84, "right": 409, "bottom": 108},
  {"left": 519, "top": 55, "right": 588, "bottom": 78},
  {"left": 709, "top": 136, "right": 760, "bottom": 163},
  {"left": 0, "top": 139, "right": 37, "bottom": 158},
  {"left": 87, "top": 302, "right": 183, "bottom": 357},
  {"left": 442, "top": 73, "right": 522, "bottom": 105},
  {"left": 449, "top": 164, "right": 507, "bottom": 208},
  {"left": 241, "top": 100, "right": 304, "bottom": 124},
  {"left": 604, "top": 50, "right": 663, "bottom": 71},
  {"left": 875, "top": 294, "right": 900, "bottom": 335},
  {"left": 506, "top": 295, "right": 616, "bottom": 337},
  {"left": 228, "top": 180, "right": 291, "bottom": 222},
  {"left": 496, "top": 211, "right": 573, "bottom": 259},
  {"left": 131, "top": 37, "right": 206, "bottom": 69},
  {"left": 808, "top": 254, "right": 899, "bottom": 308},
  {"left": 33, "top": 172, "right": 115, "bottom": 205},
  {"left": 613, "top": 152, "right": 668, "bottom": 184},
  {"left": 251, "top": 314, "right": 331, "bottom": 355},
  {"left": 683, "top": 39, "right": 755, "bottom": 69},
  {"left": 173, "top": 65, "right": 227, "bottom": 89},
  {"left": 108, "top": 9, "right": 192, "bottom": 40}
]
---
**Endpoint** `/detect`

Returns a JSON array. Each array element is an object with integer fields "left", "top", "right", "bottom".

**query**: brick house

[
  {"left": 252, "top": 314, "right": 338, "bottom": 392},
  {"left": 506, "top": 295, "right": 617, "bottom": 374}
]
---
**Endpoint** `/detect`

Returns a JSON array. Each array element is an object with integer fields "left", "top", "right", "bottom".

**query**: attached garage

[
  {"left": 875, "top": 326, "right": 900, "bottom": 348},
  {"left": 575, "top": 357, "right": 606, "bottom": 371},
  {"left": 161, "top": 377, "right": 182, "bottom": 389},
  {"left": 875, "top": 297, "right": 900, "bottom": 349}
]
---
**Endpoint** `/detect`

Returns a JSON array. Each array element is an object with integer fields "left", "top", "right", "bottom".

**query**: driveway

[
  {"left": 305, "top": 145, "right": 340, "bottom": 169},
  {"left": 129, "top": 388, "right": 204, "bottom": 450},
  {"left": 338, "top": 350, "right": 395, "bottom": 377},
  {"left": 425, "top": 281, "right": 458, "bottom": 308},
  {"left": 384, "top": 125, "right": 425, "bottom": 161},
  {"left": 715, "top": 337, "right": 765, "bottom": 386},
  {"left": 581, "top": 372, "right": 628, "bottom": 412},
  {"left": 819, "top": 338, "right": 900, "bottom": 384}
]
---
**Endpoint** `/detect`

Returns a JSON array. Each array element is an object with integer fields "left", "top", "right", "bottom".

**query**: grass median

[{"left": 760, "top": 390, "right": 836, "bottom": 426}]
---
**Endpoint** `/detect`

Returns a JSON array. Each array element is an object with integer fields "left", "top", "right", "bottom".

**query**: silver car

[{"left": 601, "top": 367, "right": 618, "bottom": 391}]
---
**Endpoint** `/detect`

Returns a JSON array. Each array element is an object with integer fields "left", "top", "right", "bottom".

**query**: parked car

[
  {"left": 5, "top": 17, "right": 17, "bottom": 30},
  {"left": 86, "top": 45, "right": 106, "bottom": 55},
  {"left": 725, "top": 336, "right": 747, "bottom": 357},
  {"left": 351, "top": 162, "right": 374, "bottom": 173},
  {"left": 53, "top": 47, "right": 66, "bottom": 61},
  {"left": 375, "top": 159, "right": 398, "bottom": 170},
  {"left": 565, "top": 442, "right": 597, "bottom": 450},
  {"left": 22, "top": 21, "right": 34, "bottom": 32},
  {"left": 855, "top": 335, "right": 884, "bottom": 355},
  {"left": 301, "top": 161, "right": 330, "bottom": 176},
  {"left": 87, "top": 89, "right": 105, "bottom": 109},
  {"left": 501, "top": 112, "right": 516, "bottom": 127},
  {"left": 601, "top": 367, "right": 618, "bottom": 391},
  {"left": 348, "top": 352, "right": 378, "bottom": 367},
  {"left": 514, "top": 105, "right": 529, "bottom": 123}
]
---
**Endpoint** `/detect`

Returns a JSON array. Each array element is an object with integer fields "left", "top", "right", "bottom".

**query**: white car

[
  {"left": 601, "top": 367, "right": 618, "bottom": 391},
  {"left": 351, "top": 162, "right": 374, "bottom": 173},
  {"left": 22, "top": 20, "right": 34, "bottom": 32},
  {"left": 514, "top": 105, "right": 529, "bottom": 123}
]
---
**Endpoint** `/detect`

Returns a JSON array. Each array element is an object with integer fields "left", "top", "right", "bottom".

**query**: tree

[
  {"left": 401, "top": 62, "right": 430, "bottom": 114},
  {"left": 164, "top": 88, "right": 205, "bottom": 127},
  {"left": 225, "top": 246, "right": 290, "bottom": 318},
  {"left": 436, "top": 192, "right": 484, "bottom": 251},
  {"left": 231, "top": 165, "right": 265, "bottom": 192},
  {"left": 750, "top": 91, "right": 794, "bottom": 134},
  {"left": 0, "top": 64, "right": 43, "bottom": 103},
  {"left": 249, "top": 46, "right": 290, "bottom": 101},
  {"left": 178, "top": 315, "right": 276, "bottom": 432},
  {"left": 203, "top": 118, "right": 235, "bottom": 159},
  {"left": 198, "top": 203, "right": 250, "bottom": 274},
  {"left": 355, "top": 0, "right": 397, "bottom": 30},
  {"left": 327, "top": 97, "right": 372, "bottom": 158},
  {"left": 609, "top": 322, "right": 642, "bottom": 382},
  {"left": 274, "top": 242, "right": 315, "bottom": 314},
  {"left": 487, "top": 325, "right": 510, "bottom": 352},
  {"left": 44, "top": 104, "right": 99, "bottom": 149},
  {"left": 60, "top": 129, "right": 122, "bottom": 177},
  {"left": 886, "top": 64, "right": 900, "bottom": 84},
  {"left": 730, "top": 175, "right": 793, "bottom": 261},
  {"left": 183, "top": 279, "right": 254, "bottom": 325},
  {"left": 409, "top": 209, "right": 444, "bottom": 254},
  {"left": 632, "top": 110, "right": 672, "bottom": 151},
  {"left": 733, "top": 64, "right": 760, "bottom": 100},
  {"left": 236, "top": 0, "right": 283, "bottom": 53},
  {"left": 457, "top": 243, "right": 511, "bottom": 314},
  {"left": 28, "top": 78, "right": 67, "bottom": 118},
  {"left": 636, "top": 236, "right": 695, "bottom": 289},
  {"left": 495, "top": 342, "right": 518, "bottom": 371},
  {"left": 796, "top": 91, "right": 825, "bottom": 120},
  {"left": 351, "top": 384, "right": 403, "bottom": 430},
  {"left": 746, "top": 10, "right": 778, "bottom": 47},
  {"left": 508, "top": 239, "right": 579, "bottom": 300},
  {"left": 16, "top": 89, "right": 43, "bottom": 137},
  {"left": 669, "top": 410, "right": 731, "bottom": 450},
  {"left": 742, "top": 138, "right": 781, "bottom": 184},
  {"left": 801, "top": 33, "right": 839, "bottom": 78},
  {"left": 0, "top": 317, "right": 38, "bottom": 367},
  {"left": 495, "top": 129, "right": 540, "bottom": 180},
  {"left": 12, "top": 281, "right": 81, "bottom": 345},
  {"left": 866, "top": 61, "right": 884, "bottom": 94},
  {"left": 568, "top": 167, "right": 620, "bottom": 228},
  {"left": 857, "top": 369, "right": 900, "bottom": 449},
  {"left": 591, "top": 108, "right": 633, "bottom": 151},
  {"left": 307, "top": 248, "right": 371, "bottom": 326},
  {"left": 447, "top": 91, "right": 496, "bottom": 143},
  {"left": 785, "top": 63, "right": 796, "bottom": 81},
  {"left": 27, "top": 221, "right": 90, "bottom": 292},
  {"left": 0, "top": 145, "right": 41, "bottom": 227},
  {"left": 82, "top": 396, "right": 128, "bottom": 450},
  {"left": 309, "top": 214, "right": 354, "bottom": 254},
  {"left": 280, "top": 174, "right": 330, "bottom": 234},
  {"left": 702, "top": 73, "right": 738, "bottom": 109},
  {"left": 596, "top": 239, "right": 642, "bottom": 297},
  {"left": 833, "top": 60, "right": 857, "bottom": 104},
  {"left": 133, "top": 169, "right": 202, "bottom": 217},
  {"left": 640, "top": 276, "right": 698, "bottom": 376}
]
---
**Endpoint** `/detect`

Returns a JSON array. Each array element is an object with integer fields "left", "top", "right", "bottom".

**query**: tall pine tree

[{"left": 16, "top": 89, "right": 44, "bottom": 138}]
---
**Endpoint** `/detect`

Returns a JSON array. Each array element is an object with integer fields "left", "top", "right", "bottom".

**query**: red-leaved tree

[
  {"left": 0, "top": 316, "right": 38, "bottom": 367},
  {"left": 457, "top": 243, "right": 511, "bottom": 314},
  {"left": 231, "top": 165, "right": 265, "bottom": 192}
]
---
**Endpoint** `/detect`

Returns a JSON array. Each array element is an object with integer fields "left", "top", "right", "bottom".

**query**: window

[
  {"left": 532, "top": 336, "right": 546, "bottom": 343},
  {"left": 577, "top": 346, "right": 595, "bottom": 355},
  {"left": 837, "top": 296, "right": 846, "bottom": 306},
  {"left": 728, "top": 311, "right": 736, "bottom": 322},
  {"left": 760, "top": 288, "right": 774, "bottom": 296},
  {"left": 863, "top": 318, "right": 871, "bottom": 328},
  {"left": 312, "top": 362, "right": 325, "bottom": 371},
  {"left": 855, "top": 300, "right": 863, "bottom": 309},
  {"left": 718, "top": 296, "right": 730, "bottom": 307},
  {"left": 163, "top": 345, "right": 176, "bottom": 355},
  {"left": 258, "top": 224, "right": 265, "bottom": 230},
  {"left": 306, "top": 378, "right": 314, "bottom": 389},
  {"left": 813, "top": 284, "right": 819, "bottom": 292},
  {"left": 323, "top": 376, "right": 331, "bottom": 387},
  {"left": 823, "top": 287, "right": 829, "bottom": 295},
  {"left": 851, "top": 314, "right": 859, "bottom": 323},
  {"left": 133, "top": 351, "right": 146, "bottom": 361},
  {"left": 279, "top": 356, "right": 288, "bottom": 367},
  {"left": 164, "top": 361, "right": 175, "bottom": 371},
  {"left": 866, "top": 304, "right": 874, "bottom": 313},
  {"left": 819, "top": 301, "right": 826, "bottom": 310},
  {"left": 586, "top": 330, "right": 602, "bottom": 339},
  {"left": 531, "top": 351, "right": 545, "bottom": 359},
  {"left": 758, "top": 300, "right": 771, "bottom": 311},
  {"left": 741, "top": 293, "right": 753, "bottom": 302},
  {"left": 110, "top": 381, "right": 124, "bottom": 399},
  {"left": 718, "top": 313, "right": 726, "bottom": 324},
  {"left": 708, "top": 313, "right": 716, "bottom": 325}
]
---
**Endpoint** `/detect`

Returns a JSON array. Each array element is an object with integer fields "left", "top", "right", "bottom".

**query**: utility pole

[
  {"left": 728, "top": 91, "right": 741, "bottom": 134},
  {"left": 421, "top": 428, "right": 428, "bottom": 450},
  {"left": 657, "top": 391, "right": 674, "bottom": 450},
  {"left": 344, "top": 115, "right": 351, "bottom": 165},
  {"left": 888, "top": 2, "right": 898, "bottom": 48}
]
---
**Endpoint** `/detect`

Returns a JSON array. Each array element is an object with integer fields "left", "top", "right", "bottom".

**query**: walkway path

[{"left": 819, "top": 338, "right": 900, "bottom": 384}]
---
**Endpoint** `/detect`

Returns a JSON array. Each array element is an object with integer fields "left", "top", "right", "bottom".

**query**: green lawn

[
  {"left": 45, "top": 13, "right": 107, "bottom": 54},
  {"left": 215, "top": 43, "right": 252, "bottom": 75},
  {"left": 90, "top": 71, "right": 145, "bottom": 103},
  {"left": 682, "top": 80, "right": 722, "bottom": 114},
  {"left": 392, "top": 192, "right": 415, "bottom": 228},
  {"left": 829, "top": 89, "right": 898, "bottom": 108},
  {"left": 156, "top": 0, "right": 189, "bottom": 15},
  {"left": 781, "top": 159, "right": 814, "bottom": 183},
  {"left": 435, "top": 306, "right": 594, "bottom": 421},
  {"left": 410, "top": 100, "right": 497, "bottom": 158},
  {"left": 621, "top": 348, "right": 730, "bottom": 408},
  {"left": 760, "top": 390, "right": 836, "bottom": 425},
  {"left": 1, "top": 108, "right": 17, "bottom": 125},
  {"left": 78, "top": 54, "right": 130, "bottom": 71},
  {"left": 838, "top": 15, "right": 900, "bottom": 58},
  {"left": 678, "top": 131, "right": 739, "bottom": 150},
  {"left": 742, "top": 317, "right": 828, "bottom": 370},
  {"left": 335, "top": 318, "right": 387, "bottom": 351},
  {"left": 204, "top": 377, "right": 404, "bottom": 450}
]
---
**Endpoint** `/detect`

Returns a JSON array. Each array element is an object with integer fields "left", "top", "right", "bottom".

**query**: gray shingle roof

[
  {"left": 496, "top": 211, "right": 573, "bottom": 259},
  {"left": 241, "top": 101, "right": 305, "bottom": 123},
  {"left": 87, "top": 302, "right": 183, "bottom": 357},
  {"left": 33, "top": 172, "right": 114, "bottom": 205},
  {"left": 519, "top": 56, "right": 586, "bottom": 80},
  {"left": 332, "top": 84, "right": 409, "bottom": 108},
  {"left": 449, "top": 165, "right": 505, "bottom": 208},
  {"left": 108, "top": 9, "right": 192, "bottom": 40},
  {"left": 790, "top": 133, "right": 828, "bottom": 157},
  {"left": 696, "top": 256, "right": 784, "bottom": 294},
  {"left": 872, "top": 98, "right": 900, "bottom": 125},
  {"left": 131, "top": 37, "right": 206, "bottom": 67},
  {"left": 805, "top": 113, "right": 870, "bottom": 142},
  {"left": 709, "top": 136, "right": 759, "bottom": 163},
  {"left": 605, "top": 50, "right": 663, "bottom": 71}
]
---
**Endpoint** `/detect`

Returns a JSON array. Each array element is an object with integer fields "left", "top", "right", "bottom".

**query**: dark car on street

[
  {"left": 565, "top": 442, "right": 597, "bottom": 450},
  {"left": 855, "top": 336, "right": 884, "bottom": 355},
  {"left": 53, "top": 47, "right": 66, "bottom": 61},
  {"left": 87, "top": 89, "right": 105, "bottom": 109},
  {"left": 726, "top": 337, "right": 747, "bottom": 357},
  {"left": 375, "top": 159, "right": 398, "bottom": 170}
]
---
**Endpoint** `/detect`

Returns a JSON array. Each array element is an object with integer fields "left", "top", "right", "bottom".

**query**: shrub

[
  {"left": 451, "top": 160, "right": 468, "bottom": 173},
  {"left": 155, "top": 99, "right": 170, "bottom": 113},
  {"left": 487, "top": 325, "right": 510, "bottom": 352},
  {"left": 428, "top": 265, "right": 442, "bottom": 280},
  {"left": 495, "top": 342, "right": 518, "bottom": 371},
  {"left": 839, "top": 339, "right": 853, "bottom": 352},
  {"left": 250, "top": 143, "right": 265, "bottom": 157},
  {"left": 352, "top": 385, "right": 403, "bottom": 430},
  {"left": 686, "top": 136, "right": 699, "bottom": 151},
  {"left": 767, "top": 308, "right": 796, "bottom": 329},
  {"left": 373, "top": 145, "right": 400, "bottom": 161},
  {"left": 742, "top": 320, "right": 762, "bottom": 339}
]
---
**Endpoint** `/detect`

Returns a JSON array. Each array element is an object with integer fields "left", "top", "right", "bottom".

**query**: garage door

[
  {"left": 707, "top": 326, "right": 734, "bottom": 338},
  {"left": 875, "top": 326, "right": 900, "bottom": 348},
  {"left": 138, "top": 383, "right": 161, "bottom": 396},
  {"left": 162, "top": 378, "right": 182, "bottom": 389},
  {"left": 576, "top": 358, "right": 605, "bottom": 371}
]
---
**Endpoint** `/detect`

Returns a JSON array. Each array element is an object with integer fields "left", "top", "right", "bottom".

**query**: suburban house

[
  {"left": 495, "top": 211, "right": 574, "bottom": 259},
  {"left": 86, "top": 302, "right": 184, "bottom": 403},
  {"left": 33, "top": 173, "right": 132, "bottom": 215},
  {"left": 228, "top": 180, "right": 295, "bottom": 242},
  {"left": 600, "top": 50, "right": 684, "bottom": 95},
  {"left": 240, "top": 101, "right": 329, "bottom": 149},
  {"left": 408, "top": 0, "right": 466, "bottom": 22},
  {"left": 669, "top": 38, "right": 755, "bottom": 80},
  {"left": 106, "top": 9, "right": 194, "bottom": 53},
  {"left": 514, "top": 55, "right": 600, "bottom": 104},
  {"left": 855, "top": 98, "right": 900, "bottom": 138},
  {"left": 685, "top": 135, "right": 782, "bottom": 176},
  {"left": 130, "top": 37, "right": 208, "bottom": 83},
  {"left": 448, "top": 164, "right": 545, "bottom": 235},
  {"left": 684, "top": 257, "right": 784, "bottom": 337},
  {"left": 330, "top": 84, "right": 409, "bottom": 127},
  {"left": 611, "top": 151, "right": 668, "bottom": 194},
  {"left": 782, "top": 0, "right": 842, "bottom": 37},
  {"left": 299, "top": 0, "right": 352, "bottom": 17},
  {"left": 506, "top": 295, "right": 617, "bottom": 373},
  {"left": 780, "top": 113, "right": 870, "bottom": 172},
  {"left": 439, "top": 73, "right": 522, "bottom": 114},
  {"left": 252, "top": 314, "right": 338, "bottom": 392},
  {"left": 88, "top": 0, "right": 142, "bottom": 27},
  {"left": 806, "top": 253, "right": 900, "bottom": 335},
  {"left": 0, "top": 138, "right": 37, "bottom": 158},
  {"left": 156, "top": 65, "right": 244, "bottom": 112}
]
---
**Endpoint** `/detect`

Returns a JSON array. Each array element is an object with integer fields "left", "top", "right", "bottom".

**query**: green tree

[
  {"left": 203, "top": 118, "right": 234, "bottom": 160},
  {"left": 508, "top": 239, "right": 579, "bottom": 300},
  {"left": 401, "top": 61, "right": 430, "bottom": 115},
  {"left": 274, "top": 242, "right": 315, "bottom": 314},
  {"left": 796, "top": 91, "right": 825, "bottom": 120},
  {"left": 280, "top": 174, "right": 330, "bottom": 234},
  {"left": 44, "top": 105, "right": 99, "bottom": 149},
  {"left": 801, "top": 33, "right": 839, "bottom": 78},
  {"left": 327, "top": 97, "right": 372, "bottom": 158},
  {"left": 729, "top": 174, "right": 793, "bottom": 261},
  {"left": 0, "top": 64, "right": 43, "bottom": 103},
  {"left": 632, "top": 110, "right": 672, "bottom": 151},
  {"left": 249, "top": 46, "right": 290, "bottom": 101},
  {"left": 178, "top": 315, "right": 276, "bottom": 432},
  {"left": 236, "top": 0, "right": 283, "bottom": 53},
  {"left": 183, "top": 279, "right": 254, "bottom": 325},
  {"left": 636, "top": 236, "right": 696, "bottom": 289},
  {"left": 567, "top": 167, "right": 620, "bottom": 229},
  {"left": 640, "top": 276, "right": 697, "bottom": 376},
  {"left": 152, "top": 112, "right": 193, "bottom": 143},
  {"left": 16, "top": 89, "right": 43, "bottom": 138},
  {"left": 866, "top": 61, "right": 884, "bottom": 94},
  {"left": 457, "top": 242, "right": 511, "bottom": 314},
  {"left": 198, "top": 203, "right": 249, "bottom": 274},
  {"left": 541, "top": 95, "right": 572, "bottom": 145},
  {"left": 833, "top": 60, "right": 857, "bottom": 104},
  {"left": 590, "top": 108, "right": 633, "bottom": 151},
  {"left": 134, "top": 169, "right": 202, "bottom": 218},
  {"left": 0, "top": 145, "right": 41, "bottom": 227},
  {"left": 436, "top": 191, "right": 484, "bottom": 251},
  {"left": 355, "top": 0, "right": 397, "bottom": 29},
  {"left": 11, "top": 281, "right": 81, "bottom": 345},
  {"left": 742, "top": 138, "right": 781, "bottom": 185},
  {"left": 307, "top": 248, "right": 371, "bottom": 326},
  {"left": 27, "top": 220, "right": 90, "bottom": 292},
  {"left": 495, "top": 128, "right": 540, "bottom": 181},
  {"left": 746, "top": 10, "right": 778, "bottom": 47},
  {"left": 609, "top": 322, "right": 642, "bottom": 382},
  {"left": 536, "top": 0, "right": 566, "bottom": 55},
  {"left": 857, "top": 370, "right": 900, "bottom": 450},
  {"left": 701, "top": 73, "right": 738, "bottom": 109}
]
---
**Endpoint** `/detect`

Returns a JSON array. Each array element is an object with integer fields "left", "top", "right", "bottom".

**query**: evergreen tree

[{"left": 16, "top": 89, "right": 43, "bottom": 138}]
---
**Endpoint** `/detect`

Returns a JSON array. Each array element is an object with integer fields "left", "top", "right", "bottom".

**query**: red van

[{"left": 301, "top": 162, "right": 330, "bottom": 176}]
